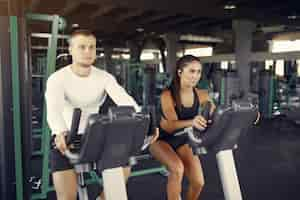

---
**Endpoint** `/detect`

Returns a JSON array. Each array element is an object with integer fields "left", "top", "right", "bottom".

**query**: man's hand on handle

[{"left": 54, "top": 132, "right": 68, "bottom": 155}]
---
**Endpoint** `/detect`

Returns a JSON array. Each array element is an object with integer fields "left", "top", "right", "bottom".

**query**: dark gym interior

[{"left": 1, "top": 0, "right": 300, "bottom": 200}]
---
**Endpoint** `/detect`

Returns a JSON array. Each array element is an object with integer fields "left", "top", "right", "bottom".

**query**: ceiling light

[
  {"left": 72, "top": 23, "right": 79, "bottom": 28},
  {"left": 224, "top": 3, "right": 236, "bottom": 10},
  {"left": 136, "top": 27, "right": 144, "bottom": 32},
  {"left": 180, "top": 34, "right": 224, "bottom": 43},
  {"left": 288, "top": 15, "right": 297, "bottom": 20}
]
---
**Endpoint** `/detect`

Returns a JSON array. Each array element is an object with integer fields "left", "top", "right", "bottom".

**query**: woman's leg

[
  {"left": 177, "top": 144, "right": 205, "bottom": 200},
  {"left": 149, "top": 140, "right": 184, "bottom": 200}
]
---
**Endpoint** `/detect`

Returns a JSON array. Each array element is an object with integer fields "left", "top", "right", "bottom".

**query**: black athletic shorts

[
  {"left": 158, "top": 134, "right": 188, "bottom": 150},
  {"left": 50, "top": 148, "right": 73, "bottom": 172},
  {"left": 49, "top": 135, "right": 73, "bottom": 172}
]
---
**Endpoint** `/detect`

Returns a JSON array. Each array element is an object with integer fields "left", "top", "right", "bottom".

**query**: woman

[{"left": 149, "top": 55, "right": 215, "bottom": 200}]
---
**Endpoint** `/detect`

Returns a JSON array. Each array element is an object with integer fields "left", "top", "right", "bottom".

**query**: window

[
  {"left": 265, "top": 60, "right": 274, "bottom": 70},
  {"left": 270, "top": 40, "right": 300, "bottom": 53},
  {"left": 275, "top": 60, "right": 284, "bottom": 76},
  {"left": 183, "top": 47, "right": 213, "bottom": 57}
]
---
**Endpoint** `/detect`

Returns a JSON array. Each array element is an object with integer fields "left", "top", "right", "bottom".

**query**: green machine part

[
  {"left": 125, "top": 62, "right": 145, "bottom": 104},
  {"left": 258, "top": 70, "right": 276, "bottom": 119},
  {"left": 26, "top": 13, "right": 63, "bottom": 200},
  {"left": 10, "top": 15, "right": 24, "bottom": 200}
]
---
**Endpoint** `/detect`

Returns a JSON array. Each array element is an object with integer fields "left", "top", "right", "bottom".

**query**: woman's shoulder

[
  {"left": 194, "top": 88, "right": 208, "bottom": 95},
  {"left": 194, "top": 88, "right": 209, "bottom": 102},
  {"left": 161, "top": 88, "right": 171, "bottom": 95},
  {"left": 194, "top": 87, "right": 208, "bottom": 92},
  {"left": 160, "top": 88, "right": 174, "bottom": 100},
  {"left": 160, "top": 88, "right": 175, "bottom": 105}
]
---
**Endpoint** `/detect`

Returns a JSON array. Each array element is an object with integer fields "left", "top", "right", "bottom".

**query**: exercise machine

[
  {"left": 64, "top": 106, "right": 155, "bottom": 200},
  {"left": 175, "top": 100, "right": 258, "bottom": 200}
]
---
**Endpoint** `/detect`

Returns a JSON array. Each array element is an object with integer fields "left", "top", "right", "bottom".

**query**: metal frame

[
  {"left": 1, "top": 16, "right": 20, "bottom": 200},
  {"left": 268, "top": 76, "right": 275, "bottom": 118},
  {"left": 220, "top": 77, "right": 225, "bottom": 105},
  {"left": 200, "top": 51, "right": 300, "bottom": 64},
  {"left": 10, "top": 16, "right": 24, "bottom": 200},
  {"left": 26, "top": 13, "right": 62, "bottom": 200},
  {"left": 216, "top": 150, "right": 243, "bottom": 200}
]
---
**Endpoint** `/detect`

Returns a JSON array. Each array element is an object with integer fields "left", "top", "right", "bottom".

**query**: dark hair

[
  {"left": 169, "top": 55, "right": 201, "bottom": 109},
  {"left": 69, "top": 29, "right": 96, "bottom": 44}
]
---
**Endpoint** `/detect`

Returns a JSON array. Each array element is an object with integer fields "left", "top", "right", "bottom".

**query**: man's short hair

[{"left": 68, "top": 29, "right": 96, "bottom": 45}]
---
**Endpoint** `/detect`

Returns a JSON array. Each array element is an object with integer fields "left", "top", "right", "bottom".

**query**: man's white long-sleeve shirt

[{"left": 45, "top": 65, "right": 140, "bottom": 135}]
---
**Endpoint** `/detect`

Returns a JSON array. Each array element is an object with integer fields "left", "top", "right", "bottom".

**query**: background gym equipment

[
  {"left": 3, "top": 2, "right": 300, "bottom": 198},
  {"left": 252, "top": 60, "right": 300, "bottom": 119},
  {"left": 124, "top": 62, "right": 170, "bottom": 105},
  {"left": 27, "top": 13, "right": 65, "bottom": 200}
]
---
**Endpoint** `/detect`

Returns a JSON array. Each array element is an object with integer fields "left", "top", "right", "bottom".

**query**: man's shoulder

[
  {"left": 91, "top": 66, "right": 104, "bottom": 74},
  {"left": 47, "top": 65, "right": 70, "bottom": 82},
  {"left": 92, "top": 66, "right": 114, "bottom": 79}
]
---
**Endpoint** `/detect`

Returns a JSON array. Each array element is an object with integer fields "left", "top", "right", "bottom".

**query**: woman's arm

[
  {"left": 160, "top": 117, "right": 193, "bottom": 133},
  {"left": 159, "top": 90, "right": 194, "bottom": 133}
]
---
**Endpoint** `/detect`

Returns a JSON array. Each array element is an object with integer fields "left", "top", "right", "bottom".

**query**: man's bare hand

[{"left": 54, "top": 132, "right": 67, "bottom": 155}]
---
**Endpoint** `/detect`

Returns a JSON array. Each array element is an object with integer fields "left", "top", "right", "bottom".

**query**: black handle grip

[
  {"left": 147, "top": 105, "right": 157, "bottom": 136},
  {"left": 66, "top": 108, "right": 82, "bottom": 145},
  {"left": 201, "top": 101, "right": 212, "bottom": 121},
  {"left": 193, "top": 101, "right": 213, "bottom": 133}
]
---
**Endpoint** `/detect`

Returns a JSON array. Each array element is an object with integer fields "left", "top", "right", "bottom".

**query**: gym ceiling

[{"left": 3, "top": 0, "right": 300, "bottom": 46}]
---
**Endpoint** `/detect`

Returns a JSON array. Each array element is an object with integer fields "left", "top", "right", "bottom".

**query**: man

[{"left": 45, "top": 29, "right": 157, "bottom": 200}]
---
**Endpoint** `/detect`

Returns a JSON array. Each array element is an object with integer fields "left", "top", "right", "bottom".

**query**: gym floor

[{"left": 44, "top": 117, "right": 300, "bottom": 200}]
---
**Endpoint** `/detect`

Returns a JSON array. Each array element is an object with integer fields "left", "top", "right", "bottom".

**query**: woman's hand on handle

[
  {"left": 150, "top": 128, "right": 160, "bottom": 144},
  {"left": 192, "top": 115, "right": 207, "bottom": 130}
]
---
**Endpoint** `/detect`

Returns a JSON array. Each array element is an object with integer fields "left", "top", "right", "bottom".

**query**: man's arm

[
  {"left": 104, "top": 72, "right": 159, "bottom": 145},
  {"left": 45, "top": 75, "right": 68, "bottom": 135},
  {"left": 104, "top": 73, "right": 140, "bottom": 112}
]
